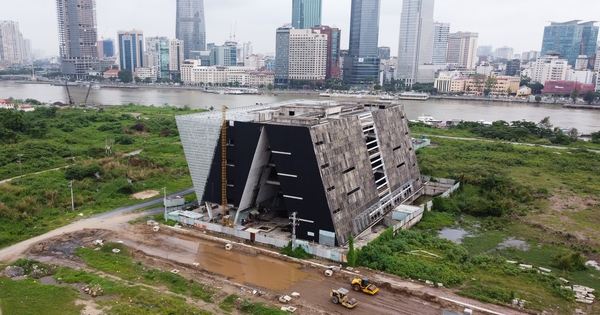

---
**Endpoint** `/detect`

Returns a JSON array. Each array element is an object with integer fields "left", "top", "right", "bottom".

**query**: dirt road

[{"left": 0, "top": 187, "right": 193, "bottom": 263}]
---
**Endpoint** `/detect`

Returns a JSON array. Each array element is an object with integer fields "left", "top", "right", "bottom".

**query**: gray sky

[{"left": 2, "top": 0, "right": 599, "bottom": 58}]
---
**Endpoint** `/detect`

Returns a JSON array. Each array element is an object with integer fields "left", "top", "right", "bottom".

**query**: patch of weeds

[{"left": 219, "top": 294, "right": 239, "bottom": 312}]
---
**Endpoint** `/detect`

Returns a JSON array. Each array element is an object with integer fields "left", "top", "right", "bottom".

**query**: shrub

[
  {"left": 115, "top": 134, "right": 134, "bottom": 145},
  {"left": 553, "top": 251, "right": 587, "bottom": 271}
]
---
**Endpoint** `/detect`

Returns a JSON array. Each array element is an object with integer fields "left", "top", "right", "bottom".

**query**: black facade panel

[
  {"left": 265, "top": 124, "right": 337, "bottom": 245},
  {"left": 202, "top": 122, "right": 262, "bottom": 207}
]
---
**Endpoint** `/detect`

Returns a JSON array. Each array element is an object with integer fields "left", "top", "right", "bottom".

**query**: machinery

[
  {"left": 330, "top": 288, "right": 358, "bottom": 309},
  {"left": 351, "top": 278, "right": 379, "bottom": 295}
]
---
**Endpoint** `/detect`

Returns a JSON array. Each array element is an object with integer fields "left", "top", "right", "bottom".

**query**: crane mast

[{"left": 221, "top": 105, "right": 228, "bottom": 226}]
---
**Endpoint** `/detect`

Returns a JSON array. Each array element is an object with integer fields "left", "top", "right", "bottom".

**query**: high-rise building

[
  {"left": 476, "top": 45, "right": 493, "bottom": 57},
  {"left": 432, "top": 22, "right": 450, "bottom": 65},
  {"left": 176, "top": 0, "right": 206, "bottom": 59},
  {"left": 344, "top": 0, "right": 381, "bottom": 85},
  {"left": 118, "top": 30, "right": 144, "bottom": 72},
  {"left": 210, "top": 45, "right": 237, "bottom": 67},
  {"left": 275, "top": 25, "right": 292, "bottom": 86},
  {"left": 313, "top": 26, "right": 342, "bottom": 79},
  {"left": 378, "top": 46, "right": 391, "bottom": 60},
  {"left": 505, "top": 59, "right": 521, "bottom": 76},
  {"left": 396, "top": 0, "right": 435, "bottom": 86},
  {"left": 103, "top": 39, "right": 114, "bottom": 57},
  {"left": 494, "top": 46, "right": 514, "bottom": 59},
  {"left": 56, "top": 0, "right": 99, "bottom": 77},
  {"left": 531, "top": 54, "right": 569, "bottom": 85},
  {"left": 446, "top": 32, "right": 478, "bottom": 69},
  {"left": 292, "top": 0, "right": 322, "bottom": 29},
  {"left": 169, "top": 39, "right": 185, "bottom": 77},
  {"left": 289, "top": 29, "right": 328, "bottom": 81},
  {"left": 541, "top": 21, "right": 599, "bottom": 66},
  {"left": 0, "top": 21, "right": 25, "bottom": 67}
]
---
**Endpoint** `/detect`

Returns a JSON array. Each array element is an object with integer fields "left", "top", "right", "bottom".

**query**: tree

[
  {"left": 568, "top": 128, "right": 579, "bottom": 141},
  {"left": 528, "top": 82, "right": 544, "bottom": 94},
  {"left": 485, "top": 77, "right": 498, "bottom": 96},
  {"left": 347, "top": 235, "right": 357, "bottom": 267},
  {"left": 535, "top": 95, "right": 542, "bottom": 103},
  {"left": 582, "top": 91, "right": 599, "bottom": 104},
  {"left": 591, "top": 131, "right": 600, "bottom": 144},
  {"left": 520, "top": 76, "right": 531, "bottom": 87},
  {"left": 118, "top": 69, "right": 133, "bottom": 83},
  {"left": 134, "top": 76, "right": 142, "bottom": 83},
  {"left": 570, "top": 89, "right": 579, "bottom": 103},
  {"left": 143, "top": 77, "right": 152, "bottom": 84},
  {"left": 267, "top": 83, "right": 274, "bottom": 91}
]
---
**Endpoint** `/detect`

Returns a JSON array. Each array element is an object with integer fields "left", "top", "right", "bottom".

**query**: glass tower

[
  {"left": 396, "top": 0, "right": 435, "bottom": 86},
  {"left": 344, "top": 0, "right": 381, "bottom": 85},
  {"left": 541, "top": 21, "right": 599, "bottom": 66},
  {"left": 118, "top": 30, "right": 144, "bottom": 72},
  {"left": 292, "top": 0, "right": 322, "bottom": 29},
  {"left": 176, "top": 0, "right": 206, "bottom": 59}
]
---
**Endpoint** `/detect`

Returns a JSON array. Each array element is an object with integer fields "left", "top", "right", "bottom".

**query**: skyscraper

[
  {"left": 541, "top": 21, "right": 598, "bottom": 66},
  {"left": 343, "top": 0, "right": 381, "bottom": 85},
  {"left": 275, "top": 25, "right": 292, "bottom": 86},
  {"left": 289, "top": 29, "right": 328, "bottom": 81},
  {"left": 312, "top": 26, "right": 342, "bottom": 79},
  {"left": 292, "top": 0, "right": 322, "bottom": 29},
  {"left": 396, "top": 0, "right": 435, "bottom": 86},
  {"left": 176, "top": 0, "right": 206, "bottom": 59},
  {"left": 446, "top": 32, "right": 478, "bottom": 69},
  {"left": 118, "top": 30, "right": 144, "bottom": 72},
  {"left": 432, "top": 22, "right": 449, "bottom": 65},
  {"left": 0, "top": 21, "right": 25, "bottom": 67},
  {"left": 56, "top": 0, "right": 99, "bottom": 77}
]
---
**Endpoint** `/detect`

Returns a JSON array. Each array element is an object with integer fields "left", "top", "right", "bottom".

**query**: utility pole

[
  {"left": 69, "top": 180, "right": 74, "bottom": 211},
  {"left": 17, "top": 154, "right": 23, "bottom": 177},
  {"left": 162, "top": 187, "right": 167, "bottom": 221},
  {"left": 289, "top": 212, "right": 314, "bottom": 250}
]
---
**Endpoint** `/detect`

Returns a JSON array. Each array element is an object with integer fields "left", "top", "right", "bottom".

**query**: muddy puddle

[
  {"left": 115, "top": 234, "right": 314, "bottom": 291},
  {"left": 497, "top": 237, "right": 529, "bottom": 251},
  {"left": 438, "top": 227, "right": 470, "bottom": 244}
]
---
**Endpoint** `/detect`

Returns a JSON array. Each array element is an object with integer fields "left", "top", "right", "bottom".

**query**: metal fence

[{"left": 186, "top": 218, "right": 346, "bottom": 262}]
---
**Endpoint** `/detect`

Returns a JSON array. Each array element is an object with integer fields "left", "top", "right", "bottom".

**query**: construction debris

[
  {"left": 279, "top": 295, "right": 292, "bottom": 303},
  {"left": 112, "top": 248, "right": 121, "bottom": 253},
  {"left": 4, "top": 266, "right": 24, "bottom": 278},
  {"left": 573, "top": 285, "right": 595, "bottom": 304}
]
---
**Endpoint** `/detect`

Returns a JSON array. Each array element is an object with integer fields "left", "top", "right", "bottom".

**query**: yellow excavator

[
  {"left": 330, "top": 288, "right": 358, "bottom": 309},
  {"left": 351, "top": 277, "right": 379, "bottom": 295}
]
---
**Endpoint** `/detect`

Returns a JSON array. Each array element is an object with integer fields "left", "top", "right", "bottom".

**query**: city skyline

[{"left": 1, "top": 0, "right": 600, "bottom": 58}]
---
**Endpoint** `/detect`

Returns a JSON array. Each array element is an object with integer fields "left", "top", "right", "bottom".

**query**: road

[{"left": 0, "top": 187, "right": 194, "bottom": 263}]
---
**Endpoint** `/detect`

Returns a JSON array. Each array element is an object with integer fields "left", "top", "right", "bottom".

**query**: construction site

[{"left": 175, "top": 100, "right": 425, "bottom": 249}]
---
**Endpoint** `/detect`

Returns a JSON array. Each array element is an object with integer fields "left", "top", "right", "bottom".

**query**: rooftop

[{"left": 176, "top": 99, "right": 398, "bottom": 128}]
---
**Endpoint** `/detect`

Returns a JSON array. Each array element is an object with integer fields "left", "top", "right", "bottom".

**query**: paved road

[
  {"left": 420, "top": 134, "right": 600, "bottom": 153},
  {"left": 0, "top": 187, "right": 194, "bottom": 263}
]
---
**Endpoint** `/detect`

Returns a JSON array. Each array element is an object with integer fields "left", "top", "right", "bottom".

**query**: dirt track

[{"left": 2, "top": 210, "right": 530, "bottom": 315}]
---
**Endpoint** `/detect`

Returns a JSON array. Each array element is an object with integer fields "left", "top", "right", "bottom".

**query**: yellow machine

[
  {"left": 351, "top": 278, "right": 379, "bottom": 295},
  {"left": 330, "top": 288, "right": 358, "bottom": 309}
]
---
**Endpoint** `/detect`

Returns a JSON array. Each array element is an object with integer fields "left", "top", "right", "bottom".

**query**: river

[{"left": 2, "top": 81, "right": 600, "bottom": 133}]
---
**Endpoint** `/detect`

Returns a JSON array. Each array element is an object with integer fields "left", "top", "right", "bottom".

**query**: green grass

[
  {"left": 238, "top": 302, "right": 289, "bottom": 315},
  {"left": 53, "top": 267, "right": 213, "bottom": 315},
  {"left": 416, "top": 211, "right": 457, "bottom": 230},
  {"left": 0, "top": 105, "right": 200, "bottom": 249},
  {"left": 219, "top": 294, "right": 238, "bottom": 312},
  {"left": 0, "top": 278, "right": 82, "bottom": 315},
  {"left": 75, "top": 243, "right": 213, "bottom": 302}
]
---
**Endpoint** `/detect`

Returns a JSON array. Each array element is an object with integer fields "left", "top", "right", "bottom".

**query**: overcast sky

[{"left": 2, "top": 0, "right": 599, "bottom": 58}]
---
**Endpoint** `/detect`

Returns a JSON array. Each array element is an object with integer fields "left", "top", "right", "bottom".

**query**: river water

[{"left": 2, "top": 81, "right": 600, "bottom": 133}]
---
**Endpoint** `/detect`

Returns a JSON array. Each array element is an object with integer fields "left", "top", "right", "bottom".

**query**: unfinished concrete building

[
  {"left": 176, "top": 100, "right": 422, "bottom": 246},
  {"left": 56, "top": 0, "right": 99, "bottom": 78}
]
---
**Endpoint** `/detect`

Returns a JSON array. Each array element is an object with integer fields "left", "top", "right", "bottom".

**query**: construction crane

[
  {"left": 221, "top": 105, "right": 229, "bottom": 227},
  {"left": 65, "top": 81, "right": 74, "bottom": 106}
]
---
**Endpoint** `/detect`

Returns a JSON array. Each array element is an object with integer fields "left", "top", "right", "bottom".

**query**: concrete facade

[{"left": 176, "top": 100, "right": 422, "bottom": 246}]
